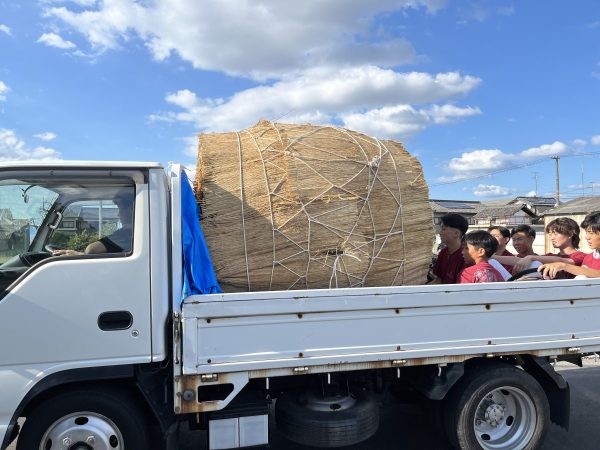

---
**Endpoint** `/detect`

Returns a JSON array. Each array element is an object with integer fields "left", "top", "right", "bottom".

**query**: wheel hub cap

[
  {"left": 40, "top": 412, "right": 123, "bottom": 450},
  {"left": 484, "top": 403, "right": 505, "bottom": 427},
  {"left": 473, "top": 386, "right": 537, "bottom": 450}
]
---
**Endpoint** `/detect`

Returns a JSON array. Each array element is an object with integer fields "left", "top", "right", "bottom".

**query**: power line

[
  {"left": 430, "top": 149, "right": 600, "bottom": 188},
  {"left": 430, "top": 156, "right": 549, "bottom": 186},
  {"left": 563, "top": 149, "right": 600, "bottom": 159}
]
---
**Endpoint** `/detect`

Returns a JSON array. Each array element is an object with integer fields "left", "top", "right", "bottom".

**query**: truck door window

[
  {"left": 47, "top": 193, "right": 134, "bottom": 254},
  {"left": 0, "top": 175, "right": 136, "bottom": 296}
]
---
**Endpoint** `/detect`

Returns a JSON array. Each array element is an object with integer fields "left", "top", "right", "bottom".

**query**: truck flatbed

[
  {"left": 183, "top": 279, "right": 600, "bottom": 376},
  {"left": 179, "top": 277, "right": 600, "bottom": 415}
]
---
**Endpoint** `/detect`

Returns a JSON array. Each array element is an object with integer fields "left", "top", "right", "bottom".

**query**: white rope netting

[{"left": 196, "top": 120, "right": 434, "bottom": 292}]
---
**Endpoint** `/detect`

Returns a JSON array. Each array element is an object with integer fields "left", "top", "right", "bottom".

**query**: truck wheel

[
  {"left": 275, "top": 388, "right": 379, "bottom": 448},
  {"left": 444, "top": 365, "right": 549, "bottom": 450},
  {"left": 17, "top": 387, "right": 149, "bottom": 450}
]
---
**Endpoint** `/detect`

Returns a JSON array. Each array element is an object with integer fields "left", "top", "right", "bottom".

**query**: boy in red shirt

[
  {"left": 540, "top": 212, "right": 600, "bottom": 279},
  {"left": 431, "top": 213, "right": 469, "bottom": 284},
  {"left": 460, "top": 230, "right": 504, "bottom": 284}
]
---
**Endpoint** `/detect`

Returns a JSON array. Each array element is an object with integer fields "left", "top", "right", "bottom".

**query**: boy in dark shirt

[
  {"left": 431, "top": 213, "right": 469, "bottom": 284},
  {"left": 460, "top": 230, "right": 504, "bottom": 284}
]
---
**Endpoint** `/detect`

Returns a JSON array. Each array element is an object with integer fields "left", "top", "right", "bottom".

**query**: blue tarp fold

[{"left": 181, "top": 171, "right": 222, "bottom": 299}]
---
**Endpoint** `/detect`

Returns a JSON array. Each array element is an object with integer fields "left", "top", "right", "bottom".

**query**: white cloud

[
  {"left": 44, "top": 0, "right": 485, "bottom": 149},
  {"left": 43, "top": 0, "right": 486, "bottom": 144},
  {"left": 341, "top": 103, "right": 480, "bottom": 138},
  {"left": 165, "top": 89, "right": 202, "bottom": 110},
  {"left": 519, "top": 141, "right": 568, "bottom": 158},
  {"left": 525, "top": 190, "right": 537, "bottom": 197},
  {"left": 448, "top": 149, "right": 515, "bottom": 174},
  {"left": 0, "top": 24, "right": 11, "bottom": 36},
  {"left": 591, "top": 135, "right": 600, "bottom": 145},
  {"left": 44, "top": 0, "right": 444, "bottom": 79},
  {"left": 342, "top": 105, "right": 430, "bottom": 137},
  {"left": 152, "top": 68, "right": 481, "bottom": 136},
  {"left": 34, "top": 132, "right": 57, "bottom": 141},
  {"left": 42, "top": 0, "right": 99, "bottom": 5},
  {"left": 572, "top": 138, "right": 587, "bottom": 147},
  {"left": 37, "top": 32, "right": 76, "bottom": 50},
  {"left": 473, "top": 184, "right": 512, "bottom": 197},
  {"left": 0, "top": 81, "right": 9, "bottom": 101},
  {"left": 182, "top": 135, "right": 198, "bottom": 158},
  {"left": 440, "top": 140, "right": 571, "bottom": 182},
  {"left": 425, "top": 104, "right": 481, "bottom": 124},
  {"left": 0, "top": 129, "right": 61, "bottom": 161}
]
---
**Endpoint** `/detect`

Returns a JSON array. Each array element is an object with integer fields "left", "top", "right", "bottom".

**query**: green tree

[{"left": 66, "top": 229, "right": 100, "bottom": 252}]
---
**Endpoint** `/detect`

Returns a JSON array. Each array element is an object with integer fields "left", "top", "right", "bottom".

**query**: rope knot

[
  {"left": 329, "top": 250, "right": 361, "bottom": 289},
  {"left": 368, "top": 156, "right": 381, "bottom": 168}
]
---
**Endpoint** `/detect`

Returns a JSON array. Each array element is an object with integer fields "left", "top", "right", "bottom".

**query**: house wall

[
  {"left": 474, "top": 210, "right": 533, "bottom": 227},
  {"left": 543, "top": 214, "right": 590, "bottom": 253}
]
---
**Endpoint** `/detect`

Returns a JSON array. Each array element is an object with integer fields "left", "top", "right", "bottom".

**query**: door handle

[{"left": 98, "top": 311, "right": 133, "bottom": 331}]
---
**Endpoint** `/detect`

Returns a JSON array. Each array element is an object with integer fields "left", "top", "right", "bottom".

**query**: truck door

[{"left": 0, "top": 168, "right": 152, "bottom": 441}]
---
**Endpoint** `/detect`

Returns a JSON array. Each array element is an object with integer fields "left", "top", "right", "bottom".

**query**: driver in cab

[{"left": 52, "top": 192, "right": 133, "bottom": 256}]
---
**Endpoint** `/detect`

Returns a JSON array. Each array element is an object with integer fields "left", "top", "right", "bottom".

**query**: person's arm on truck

[
  {"left": 539, "top": 262, "right": 600, "bottom": 279},
  {"left": 512, "top": 254, "right": 580, "bottom": 273},
  {"left": 491, "top": 254, "right": 521, "bottom": 267}
]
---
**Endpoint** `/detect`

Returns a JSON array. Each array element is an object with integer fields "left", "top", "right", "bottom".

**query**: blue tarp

[{"left": 181, "top": 171, "right": 222, "bottom": 300}]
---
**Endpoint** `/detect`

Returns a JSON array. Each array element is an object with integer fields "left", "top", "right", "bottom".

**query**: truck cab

[{"left": 0, "top": 162, "right": 172, "bottom": 449}]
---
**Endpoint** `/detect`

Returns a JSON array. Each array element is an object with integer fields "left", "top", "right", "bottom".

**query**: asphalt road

[{"left": 8, "top": 361, "right": 600, "bottom": 449}]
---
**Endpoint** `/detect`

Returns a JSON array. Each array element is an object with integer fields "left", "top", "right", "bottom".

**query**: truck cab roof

[{"left": 0, "top": 160, "right": 164, "bottom": 170}]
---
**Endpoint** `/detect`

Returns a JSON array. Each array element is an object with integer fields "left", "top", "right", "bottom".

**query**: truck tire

[
  {"left": 17, "top": 387, "right": 149, "bottom": 450},
  {"left": 443, "top": 364, "right": 549, "bottom": 450},
  {"left": 275, "top": 388, "right": 379, "bottom": 448}
]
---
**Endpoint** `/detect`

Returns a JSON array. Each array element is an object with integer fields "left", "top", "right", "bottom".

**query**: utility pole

[
  {"left": 532, "top": 172, "right": 539, "bottom": 196},
  {"left": 581, "top": 164, "right": 585, "bottom": 197},
  {"left": 551, "top": 156, "right": 560, "bottom": 205}
]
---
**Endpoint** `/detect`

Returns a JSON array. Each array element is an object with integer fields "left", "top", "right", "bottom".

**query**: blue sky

[{"left": 1, "top": 0, "right": 599, "bottom": 201}]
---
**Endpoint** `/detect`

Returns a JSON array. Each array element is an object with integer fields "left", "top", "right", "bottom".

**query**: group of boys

[{"left": 429, "top": 212, "right": 600, "bottom": 284}]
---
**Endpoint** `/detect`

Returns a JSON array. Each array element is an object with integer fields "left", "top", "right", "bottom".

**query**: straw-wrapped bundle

[{"left": 195, "top": 120, "right": 434, "bottom": 292}]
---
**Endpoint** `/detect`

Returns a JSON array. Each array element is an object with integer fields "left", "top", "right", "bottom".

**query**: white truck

[{"left": 0, "top": 161, "right": 595, "bottom": 450}]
